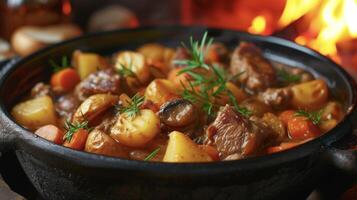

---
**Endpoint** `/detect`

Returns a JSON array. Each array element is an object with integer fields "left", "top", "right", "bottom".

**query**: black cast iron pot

[{"left": 0, "top": 26, "right": 357, "bottom": 200}]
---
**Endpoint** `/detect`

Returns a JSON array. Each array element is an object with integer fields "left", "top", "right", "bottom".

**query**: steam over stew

[{"left": 11, "top": 33, "right": 345, "bottom": 162}]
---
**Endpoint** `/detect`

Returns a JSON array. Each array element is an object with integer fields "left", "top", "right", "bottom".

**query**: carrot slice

[
  {"left": 267, "top": 140, "right": 310, "bottom": 154},
  {"left": 35, "top": 125, "right": 64, "bottom": 145},
  {"left": 199, "top": 145, "right": 220, "bottom": 161},
  {"left": 279, "top": 110, "right": 295, "bottom": 126},
  {"left": 50, "top": 68, "right": 80, "bottom": 92},
  {"left": 287, "top": 116, "right": 321, "bottom": 140},
  {"left": 63, "top": 128, "right": 89, "bottom": 150}
]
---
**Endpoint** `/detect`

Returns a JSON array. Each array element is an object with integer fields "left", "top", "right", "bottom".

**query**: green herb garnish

[
  {"left": 118, "top": 94, "right": 145, "bottom": 118},
  {"left": 176, "top": 32, "right": 250, "bottom": 117},
  {"left": 277, "top": 68, "right": 301, "bottom": 84},
  {"left": 63, "top": 120, "right": 91, "bottom": 142},
  {"left": 50, "top": 56, "right": 69, "bottom": 73},
  {"left": 144, "top": 147, "right": 161, "bottom": 161},
  {"left": 117, "top": 62, "right": 136, "bottom": 78},
  {"left": 295, "top": 109, "right": 324, "bottom": 125},
  {"left": 174, "top": 31, "right": 213, "bottom": 71}
]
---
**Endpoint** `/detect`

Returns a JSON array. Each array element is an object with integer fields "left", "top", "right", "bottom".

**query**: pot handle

[
  {"left": 0, "top": 58, "right": 19, "bottom": 153},
  {"left": 327, "top": 112, "right": 357, "bottom": 175},
  {"left": 0, "top": 116, "right": 18, "bottom": 152}
]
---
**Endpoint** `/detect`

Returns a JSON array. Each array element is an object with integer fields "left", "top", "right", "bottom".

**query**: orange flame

[
  {"left": 248, "top": 15, "right": 267, "bottom": 35},
  {"left": 278, "top": 0, "right": 320, "bottom": 28},
  {"left": 280, "top": 0, "right": 357, "bottom": 58}
]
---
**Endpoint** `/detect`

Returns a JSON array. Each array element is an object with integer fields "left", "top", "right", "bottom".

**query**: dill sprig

[
  {"left": 277, "top": 68, "right": 301, "bottom": 84},
  {"left": 144, "top": 147, "right": 161, "bottom": 161},
  {"left": 118, "top": 94, "right": 145, "bottom": 118},
  {"left": 295, "top": 109, "right": 324, "bottom": 125},
  {"left": 176, "top": 32, "right": 250, "bottom": 117},
  {"left": 174, "top": 31, "right": 213, "bottom": 71},
  {"left": 63, "top": 120, "right": 90, "bottom": 142},
  {"left": 117, "top": 62, "right": 136, "bottom": 78},
  {"left": 50, "top": 56, "right": 69, "bottom": 73}
]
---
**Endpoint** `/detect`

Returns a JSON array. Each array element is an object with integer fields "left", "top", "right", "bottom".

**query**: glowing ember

[
  {"left": 248, "top": 15, "right": 267, "bottom": 34},
  {"left": 279, "top": 0, "right": 357, "bottom": 59},
  {"left": 62, "top": 0, "right": 72, "bottom": 16}
]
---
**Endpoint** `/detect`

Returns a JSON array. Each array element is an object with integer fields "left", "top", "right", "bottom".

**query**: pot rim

[{"left": 1, "top": 25, "right": 356, "bottom": 175}]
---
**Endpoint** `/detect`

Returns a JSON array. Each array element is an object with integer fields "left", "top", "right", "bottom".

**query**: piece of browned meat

[
  {"left": 55, "top": 94, "right": 80, "bottom": 120},
  {"left": 258, "top": 87, "right": 292, "bottom": 109},
  {"left": 205, "top": 105, "right": 275, "bottom": 160},
  {"left": 75, "top": 69, "right": 121, "bottom": 101},
  {"left": 31, "top": 82, "right": 54, "bottom": 98},
  {"left": 230, "top": 42, "right": 276, "bottom": 92}
]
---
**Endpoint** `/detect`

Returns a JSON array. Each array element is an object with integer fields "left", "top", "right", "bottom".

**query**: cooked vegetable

[
  {"left": 85, "top": 129, "right": 127, "bottom": 158},
  {"left": 63, "top": 120, "right": 90, "bottom": 150},
  {"left": 137, "top": 43, "right": 175, "bottom": 68},
  {"left": 163, "top": 131, "right": 212, "bottom": 162},
  {"left": 63, "top": 128, "right": 89, "bottom": 150},
  {"left": 73, "top": 50, "right": 105, "bottom": 79},
  {"left": 117, "top": 94, "right": 144, "bottom": 118},
  {"left": 115, "top": 51, "right": 150, "bottom": 84},
  {"left": 215, "top": 82, "right": 247, "bottom": 105},
  {"left": 198, "top": 145, "right": 220, "bottom": 161},
  {"left": 295, "top": 109, "right": 323, "bottom": 125},
  {"left": 35, "top": 125, "right": 64, "bottom": 144},
  {"left": 12, "top": 95, "right": 57, "bottom": 130},
  {"left": 279, "top": 110, "right": 295, "bottom": 125},
  {"left": 159, "top": 99, "right": 197, "bottom": 127},
  {"left": 50, "top": 68, "right": 80, "bottom": 92},
  {"left": 267, "top": 140, "right": 309, "bottom": 153},
  {"left": 291, "top": 79, "right": 328, "bottom": 110},
  {"left": 145, "top": 79, "right": 179, "bottom": 107},
  {"left": 168, "top": 68, "right": 192, "bottom": 88},
  {"left": 72, "top": 94, "right": 118, "bottom": 124},
  {"left": 110, "top": 109, "right": 160, "bottom": 147},
  {"left": 319, "top": 101, "right": 344, "bottom": 133},
  {"left": 287, "top": 116, "right": 321, "bottom": 140}
]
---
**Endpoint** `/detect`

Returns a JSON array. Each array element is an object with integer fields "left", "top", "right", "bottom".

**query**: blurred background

[
  {"left": 1, "top": 0, "right": 357, "bottom": 77},
  {"left": 1, "top": 0, "right": 357, "bottom": 199}
]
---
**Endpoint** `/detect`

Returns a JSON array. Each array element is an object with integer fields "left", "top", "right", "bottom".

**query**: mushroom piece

[
  {"left": 72, "top": 94, "right": 118, "bottom": 125},
  {"left": 159, "top": 99, "right": 197, "bottom": 127}
]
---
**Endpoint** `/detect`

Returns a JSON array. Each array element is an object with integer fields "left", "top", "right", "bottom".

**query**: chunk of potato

[
  {"left": 215, "top": 82, "right": 247, "bottom": 105},
  {"left": 319, "top": 101, "right": 344, "bottom": 133},
  {"left": 291, "top": 79, "right": 328, "bottom": 110},
  {"left": 137, "top": 43, "right": 175, "bottom": 63},
  {"left": 12, "top": 96, "right": 56, "bottom": 130},
  {"left": 137, "top": 43, "right": 166, "bottom": 62},
  {"left": 72, "top": 94, "right": 118, "bottom": 124},
  {"left": 85, "top": 129, "right": 128, "bottom": 158},
  {"left": 163, "top": 131, "right": 213, "bottom": 163},
  {"left": 110, "top": 109, "right": 160, "bottom": 148},
  {"left": 115, "top": 51, "right": 150, "bottom": 84},
  {"left": 73, "top": 50, "right": 105, "bottom": 79},
  {"left": 145, "top": 79, "right": 179, "bottom": 107}
]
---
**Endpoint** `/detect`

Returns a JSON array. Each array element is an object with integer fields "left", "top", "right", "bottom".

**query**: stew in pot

[{"left": 11, "top": 32, "right": 345, "bottom": 162}]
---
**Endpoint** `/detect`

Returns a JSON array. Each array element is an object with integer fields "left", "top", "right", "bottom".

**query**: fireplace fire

[
  {"left": 277, "top": 0, "right": 357, "bottom": 64},
  {"left": 183, "top": 0, "right": 357, "bottom": 76}
]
